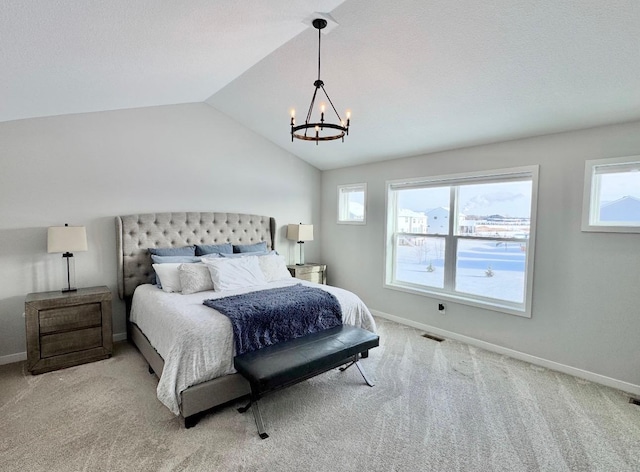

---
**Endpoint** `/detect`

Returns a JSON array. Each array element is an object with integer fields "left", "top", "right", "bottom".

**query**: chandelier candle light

[{"left": 290, "top": 18, "right": 350, "bottom": 144}]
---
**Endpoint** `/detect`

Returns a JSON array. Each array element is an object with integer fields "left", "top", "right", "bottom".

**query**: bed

[{"left": 115, "top": 212, "right": 376, "bottom": 426}]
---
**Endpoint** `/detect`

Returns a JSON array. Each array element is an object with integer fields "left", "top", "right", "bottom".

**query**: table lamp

[
  {"left": 47, "top": 224, "right": 88, "bottom": 292},
  {"left": 287, "top": 223, "right": 314, "bottom": 266}
]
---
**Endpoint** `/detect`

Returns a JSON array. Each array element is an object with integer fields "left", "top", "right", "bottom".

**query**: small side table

[
  {"left": 287, "top": 263, "right": 327, "bottom": 285},
  {"left": 25, "top": 286, "right": 113, "bottom": 374}
]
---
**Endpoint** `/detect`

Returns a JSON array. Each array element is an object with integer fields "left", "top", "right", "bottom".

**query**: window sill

[
  {"left": 383, "top": 282, "right": 531, "bottom": 318},
  {"left": 581, "top": 223, "right": 640, "bottom": 234},
  {"left": 337, "top": 221, "right": 367, "bottom": 225}
]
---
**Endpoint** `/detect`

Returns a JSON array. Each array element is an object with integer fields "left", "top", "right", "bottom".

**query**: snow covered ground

[{"left": 395, "top": 239, "right": 526, "bottom": 303}]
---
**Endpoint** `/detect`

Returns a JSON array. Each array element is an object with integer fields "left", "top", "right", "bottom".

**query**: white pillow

[
  {"left": 199, "top": 253, "right": 222, "bottom": 261},
  {"left": 152, "top": 263, "right": 183, "bottom": 293},
  {"left": 203, "top": 256, "right": 267, "bottom": 291},
  {"left": 179, "top": 263, "right": 214, "bottom": 295},
  {"left": 258, "top": 253, "right": 292, "bottom": 282}
]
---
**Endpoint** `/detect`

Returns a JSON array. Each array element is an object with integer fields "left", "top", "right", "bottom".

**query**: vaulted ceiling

[{"left": 2, "top": 0, "right": 639, "bottom": 170}]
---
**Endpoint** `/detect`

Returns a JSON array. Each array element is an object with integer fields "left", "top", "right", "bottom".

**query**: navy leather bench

[{"left": 234, "top": 325, "right": 379, "bottom": 439}]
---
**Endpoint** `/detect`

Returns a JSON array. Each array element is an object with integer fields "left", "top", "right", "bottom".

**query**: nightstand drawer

[
  {"left": 296, "top": 272, "right": 324, "bottom": 284},
  {"left": 39, "top": 303, "right": 102, "bottom": 334},
  {"left": 287, "top": 263, "right": 327, "bottom": 285},
  {"left": 292, "top": 266, "right": 322, "bottom": 276},
  {"left": 40, "top": 327, "right": 103, "bottom": 358}
]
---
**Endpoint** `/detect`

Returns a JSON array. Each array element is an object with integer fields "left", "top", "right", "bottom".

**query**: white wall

[
  {"left": 321, "top": 120, "right": 640, "bottom": 390},
  {"left": 0, "top": 103, "right": 321, "bottom": 360}
]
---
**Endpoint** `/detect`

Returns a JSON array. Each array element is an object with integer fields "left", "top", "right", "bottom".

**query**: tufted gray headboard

[{"left": 115, "top": 212, "right": 276, "bottom": 300}]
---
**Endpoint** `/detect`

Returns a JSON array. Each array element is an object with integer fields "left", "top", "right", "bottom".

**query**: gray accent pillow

[
  {"left": 195, "top": 243, "right": 233, "bottom": 256},
  {"left": 179, "top": 263, "right": 214, "bottom": 295},
  {"left": 233, "top": 242, "right": 268, "bottom": 253}
]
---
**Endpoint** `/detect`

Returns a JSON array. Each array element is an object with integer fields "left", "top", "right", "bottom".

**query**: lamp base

[{"left": 62, "top": 252, "right": 77, "bottom": 293}]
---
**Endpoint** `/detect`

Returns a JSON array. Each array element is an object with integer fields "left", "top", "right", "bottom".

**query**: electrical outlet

[{"left": 438, "top": 303, "right": 446, "bottom": 314}]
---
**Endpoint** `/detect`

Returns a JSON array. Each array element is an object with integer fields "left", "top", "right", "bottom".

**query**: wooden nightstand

[
  {"left": 25, "top": 286, "right": 113, "bottom": 374},
  {"left": 287, "top": 263, "right": 327, "bottom": 285}
]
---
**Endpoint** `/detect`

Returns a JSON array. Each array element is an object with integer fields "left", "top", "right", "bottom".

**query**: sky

[
  {"left": 398, "top": 181, "right": 533, "bottom": 218},
  {"left": 397, "top": 171, "right": 639, "bottom": 216},
  {"left": 599, "top": 172, "right": 640, "bottom": 203}
]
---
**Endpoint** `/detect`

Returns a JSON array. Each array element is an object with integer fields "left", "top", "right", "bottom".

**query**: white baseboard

[
  {"left": 0, "top": 332, "right": 128, "bottom": 367},
  {"left": 371, "top": 309, "right": 640, "bottom": 397},
  {"left": 0, "top": 352, "right": 27, "bottom": 366}
]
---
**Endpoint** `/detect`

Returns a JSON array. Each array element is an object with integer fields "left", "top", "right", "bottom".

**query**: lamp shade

[
  {"left": 287, "top": 224, "right": 314, "bottom": 242},
  {"left": 47, "top": 226, "right": 88, "bottom": 253}
]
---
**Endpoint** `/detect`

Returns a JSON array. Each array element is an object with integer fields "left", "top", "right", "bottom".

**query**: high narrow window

[
  {"left": 385, "top": 166, "right": 538, "bottom": 317},
  {"left": 338, "top": 183, "right": 367, "bottom": 224},
  {"left": 582, "top": 155, "right": 640, "bottom": 233}
]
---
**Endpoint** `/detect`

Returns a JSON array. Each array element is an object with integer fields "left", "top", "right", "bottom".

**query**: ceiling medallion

[{"left": 290, "top": 18, "right": 350, "bottom": 145}]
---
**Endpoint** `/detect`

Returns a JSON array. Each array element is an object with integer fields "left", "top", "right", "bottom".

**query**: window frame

[
  {"left": 581, "top": 155, "right": 640, "bottom": 233},
  {"left": 384, "top": 165, "right": 539, "bottom": 317},
  {"left": 337, "top": 183, "right": 367, "bottom": 225}
]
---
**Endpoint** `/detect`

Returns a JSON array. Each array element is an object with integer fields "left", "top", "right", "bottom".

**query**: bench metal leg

[
  {"left": 252, "top": 400, "right": 269, "bottom": 439},
  {"left": 238, "top": 399, "right": 269, "bottom": 439},
  {"left": 340, "top": 356, "right": 375, "bottom": 387},
  {"left": 355, "top": 360, "right": 375, "bottom": 387}
]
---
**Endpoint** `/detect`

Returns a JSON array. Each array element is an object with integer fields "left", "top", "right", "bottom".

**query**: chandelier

[{"left": 290, "top": 18, "right": 350, "bottom": 144}]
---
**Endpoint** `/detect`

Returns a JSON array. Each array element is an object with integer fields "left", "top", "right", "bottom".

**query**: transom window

[
  {"left": 385, "top": 166, "right": 539, "bottom": 317},
  {"left": 338, "top": 183, "right": 367, "bottom": 224},
  {"left": 582, "top": 155, "right": 640, "bottom": 233}
]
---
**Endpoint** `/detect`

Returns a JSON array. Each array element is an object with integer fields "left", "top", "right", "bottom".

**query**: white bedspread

[{"left": 130, "top": 280, "right": 377, "bottom": 415}]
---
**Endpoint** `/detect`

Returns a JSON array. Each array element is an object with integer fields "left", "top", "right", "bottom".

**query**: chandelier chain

[{"left": 317, "top": 26, "right": 321, "bottom": 82}]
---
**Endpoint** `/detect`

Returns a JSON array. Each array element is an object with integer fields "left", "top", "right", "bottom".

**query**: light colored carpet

[{"left": 1, "top": 317, "right": 639, "bottom": 472}]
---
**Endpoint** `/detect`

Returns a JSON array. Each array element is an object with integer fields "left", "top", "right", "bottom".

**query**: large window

[
  {"left": 582, "top": 155, "right": 640, "bottom": 233},
  {"left": 385, "top": 166, "right": 538, "bottom": 316}
]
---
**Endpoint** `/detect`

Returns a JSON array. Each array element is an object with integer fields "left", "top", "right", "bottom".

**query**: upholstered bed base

[
  {"left": 131, "top": 323, "right": 250, "bottom": 424},
  {"left": 115, "top": 212, "right": 275, "bottom": 426}
]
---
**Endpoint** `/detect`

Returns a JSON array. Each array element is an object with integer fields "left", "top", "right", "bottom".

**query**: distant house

[
  {"left": 424, "top": 207, "right": 475, "bottom": 234},
  {"left": 600, "top": 196, "right": 640, "bottom": 222},
  {"left": 398, "top": 209, "right": 427, "bottom": 233},
  {"left": 426, "top": 207, "right": 449, "bottom": 234}
]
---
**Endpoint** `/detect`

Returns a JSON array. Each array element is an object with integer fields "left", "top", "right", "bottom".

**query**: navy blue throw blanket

[{"left": 203, "top": 284, "right": 342, "bottom": 355}]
